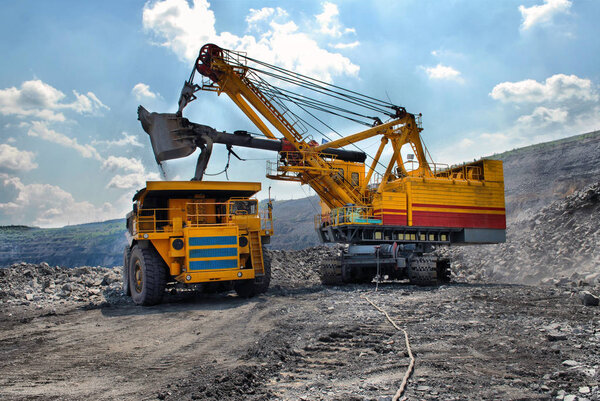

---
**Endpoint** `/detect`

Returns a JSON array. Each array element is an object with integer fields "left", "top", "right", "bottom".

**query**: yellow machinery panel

[{"left": 184, "top": 226, "right": 240, "bottom": 272}]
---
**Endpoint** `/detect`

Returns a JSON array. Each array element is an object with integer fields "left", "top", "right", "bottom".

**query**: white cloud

[
  {"left": 102, "top": 155, "right": 160, "bottom": 189},
  {"left": 27, "top": 121, "right": 101, "bottom": 160},
  {"left": 423, "top": 64, "right": 463, "bottom": 82},
  {"left": 246, "top": 7, "right": 287, "bottom": 30},
  {"left": 0, "top": 144, "right": 37, "bottom": 171},
  {"left": 142, "top": 0, "right": 359, "bottom": 82},
  {"left": 490, "top": 74, "right": 598, "bottom": 103},
  {"left": 315, "top": 2, "right": 355, "bottom": 38},
  {"left": 102, "top": 156, "right": 145, "bottom": 174},
  {"left": 458, "top": 138, "right": 474, "bottom": 148},
  {"left": 0, "top": 174, "right": 117, "bottom": 227},
  {"left": 519, "top": 0, "right": 572, "bottom": 30},
  {"left": 6, "top": 137, "right": 16, "bottom": 143},
  {"left": 435, "top": 73, "right": 600, "bottom": 164},
  {"left": 69, "top": 90, "right": 109, "bottom": 113},
  {"left": 0, "top": 80, "right": 108, "bottom": 122},
  {"left": 247, "top": 7, "right": 275, "bottom": 26},
  {"left": 516, "top": 106, "right": 568, "bottom": 126},
  {"left": 332, "top": 41, "right": 360, "bottom": 50},
  {"left": 132, "top": 83, "right": 160, "bottom": 101},
  {"left": 107, "top": 172, "right": 161, "bottom": 190},
  {"left": 92, "top": 132, "right": 144, "bottom": 148}
]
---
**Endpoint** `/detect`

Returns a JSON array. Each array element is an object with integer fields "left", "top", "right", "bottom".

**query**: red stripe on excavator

[
  {"left": 412, "top": 203, "right": 506, "bottom": 212},
  {"left": 379, "top": 208, "right": 407, "bottom": 214},
  {"left": 412, "top": 211, "right": 506, "bottom": 229},
  {"left": 374, "top": 209, "right": 407, "bottom": 225}
]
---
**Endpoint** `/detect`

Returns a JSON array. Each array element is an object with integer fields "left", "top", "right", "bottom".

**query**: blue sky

[{"left": 0, "top": 0, "right": 598, "bottom": 227}]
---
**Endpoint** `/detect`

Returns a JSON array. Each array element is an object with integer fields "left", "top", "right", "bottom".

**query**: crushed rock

[
  {"left": 0, "top": 246, "right": 343, "bottom": 313},
  {"left": 266, "top": 245, "right": 341, "bottom": 289},
  {"left": 0, "top": 262, "right": 129, "bottom": 313},
  {"left": 443, "top": 181, "right": 600, "bottom": 285}
]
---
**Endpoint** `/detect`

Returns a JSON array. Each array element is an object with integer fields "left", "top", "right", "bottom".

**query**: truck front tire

[{"left": 128, "top": 245, "right": 167, "bottom": 306}]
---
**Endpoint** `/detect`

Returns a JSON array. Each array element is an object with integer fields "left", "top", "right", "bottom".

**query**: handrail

[
  {"left": 134, "top": 199, "right": 273, "bottom": 234},
  {"left": 315, "top": 205, "right": 383, "bottom": 229}
]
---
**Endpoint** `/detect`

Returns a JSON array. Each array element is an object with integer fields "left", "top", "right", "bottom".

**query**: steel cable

[{"left": 361, "top": 293, "right": 415, "bottom": 401}]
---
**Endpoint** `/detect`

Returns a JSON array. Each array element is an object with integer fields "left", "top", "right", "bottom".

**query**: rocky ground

[{"left": 1, "top": 246, "right": 600, "bottom": 400}]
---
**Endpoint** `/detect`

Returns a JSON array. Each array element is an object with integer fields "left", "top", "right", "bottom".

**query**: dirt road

[{"left": 1, "top": 283, "right": 599, "bottom": 400}]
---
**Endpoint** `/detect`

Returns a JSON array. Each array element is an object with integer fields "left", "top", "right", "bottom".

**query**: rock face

[
  {"left": 0, "top": 220, "right": 126, "bottom": 268},
  {"left": 267, "top": 196, "right": 322, "bottom": 250},
  {"left": 447, "top": 181, "right": 600, "bottom": 285},
  {"left": 494, "top": 130, "right": 600, "bottom": 223}
]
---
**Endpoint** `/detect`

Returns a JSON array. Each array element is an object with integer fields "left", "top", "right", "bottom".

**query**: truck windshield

[{"left": 229, "top": 200, "right": 257, "bottom": 215}]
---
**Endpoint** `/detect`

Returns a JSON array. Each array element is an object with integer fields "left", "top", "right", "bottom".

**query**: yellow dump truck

[{"left": 123, "top": 180, "right": 272, "bottom": 305}]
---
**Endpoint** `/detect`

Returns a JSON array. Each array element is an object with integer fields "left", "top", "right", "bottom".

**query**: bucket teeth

[{"left": 137, "top": 105, "right": 153, "bottom": 136}]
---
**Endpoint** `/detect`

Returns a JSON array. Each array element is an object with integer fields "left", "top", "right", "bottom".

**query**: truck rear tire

[
  {"left": 234, "top": 249, "right": 271, "bottom": 298},
  {"left": 122, "top": 246, "right": 131, "bottom": 296},
  {"left": 128, "top": 245, "right": 167, "bottom": 306}
]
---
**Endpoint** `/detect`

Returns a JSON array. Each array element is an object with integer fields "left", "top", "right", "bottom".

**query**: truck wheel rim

[{"left": 134, "top": 261, "right": 143, "bottom": 293}]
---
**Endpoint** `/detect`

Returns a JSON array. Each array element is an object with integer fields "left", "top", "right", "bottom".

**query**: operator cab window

[{"left": 230, "top": 200, "right": 257, "bottom": 215}]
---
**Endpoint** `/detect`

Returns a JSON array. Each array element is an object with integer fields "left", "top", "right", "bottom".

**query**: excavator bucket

[{"left": 137, "top": 106, "right": 196, "bottom": 162}]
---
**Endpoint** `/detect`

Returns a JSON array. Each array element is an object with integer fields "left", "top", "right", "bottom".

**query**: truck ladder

[{"left": 249, "top": 231, "right": 264, "bottom": 275}]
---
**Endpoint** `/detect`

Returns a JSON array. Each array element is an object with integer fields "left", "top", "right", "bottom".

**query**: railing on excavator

[
  {"left": 315, "top": 205, "right": 383, "bottom": 230},
  {"left": 367, "top": 162, "right": 483, "bottom": 189},
  {"left": 134, "top": 201, "right": 272, "bottom": 235}
]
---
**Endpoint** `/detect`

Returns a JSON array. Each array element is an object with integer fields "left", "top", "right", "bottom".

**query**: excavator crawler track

[
  {"left": 319, "top": 258, "right": 343, "bottom": 286},
  {"left": 408, "top": 255, "right": 439, "bottom": 286}
]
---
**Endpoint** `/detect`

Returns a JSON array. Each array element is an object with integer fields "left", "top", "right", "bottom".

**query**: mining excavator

[{"left": 130, "top": 43, "right": 505, "bottom": 302}]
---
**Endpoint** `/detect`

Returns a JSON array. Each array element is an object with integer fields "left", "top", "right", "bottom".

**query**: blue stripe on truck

[
  {"left": 189, "top": 259, "right": 238, "bottom": 270},
  {"left": 189, "top": 247, "right": 238, "bottom": 258},
  {"left": 188, "top": 236, "right": 237, "bottom": 246}
]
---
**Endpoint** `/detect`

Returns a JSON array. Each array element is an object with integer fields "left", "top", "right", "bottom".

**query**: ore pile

[
  {"left": 0, "top": 246, "right": 341, "bottom": 313},
  {"left": 447, "top": 181, "right": 600, "bottom": 285},
  {"left": 266, "top": 245, "right": 340, "bottom": 288},
  {"left": 0, "top": 262, "right": 127, "bottom": 312}
]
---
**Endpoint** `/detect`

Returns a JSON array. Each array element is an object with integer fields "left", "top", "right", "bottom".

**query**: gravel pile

[
  {"left": 266, "top": 245, "right": 341, "bottom": 288},
  {"left": 447, "top": 181, "right": 600, "bottom": 285},
  {"left": 0, "top": 246, "right": 342, "bottom": 312},
  {"left": 0, "top": 262, "right": 127, "bottom": 312}
]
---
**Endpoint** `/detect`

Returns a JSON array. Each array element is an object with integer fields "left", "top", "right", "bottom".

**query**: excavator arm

[
  {"left": 138, "top": 106, "right": 365, "bottom": 180},
  {"left": 141, "top": 43, "right": 435, "bottom": 209}
]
